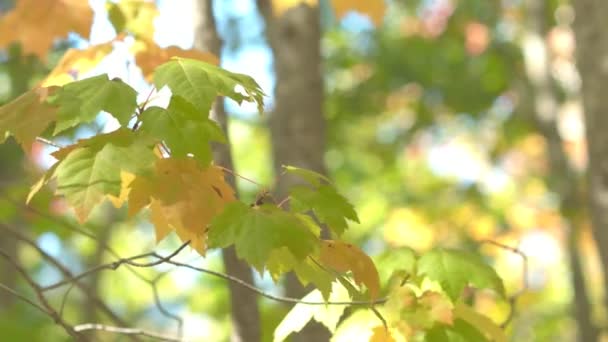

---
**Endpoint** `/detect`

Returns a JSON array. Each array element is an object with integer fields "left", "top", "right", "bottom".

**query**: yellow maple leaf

[
  {"left": 0, "top": 0, "right": 93, "bottom": 59},
  {"left": 369, "top": 326, "right": 396, "bottom": 342},
  {"left": 331, "top": 0, "right": 386, "bottom": 26},
  {"left": 270, "top": 0, "right": 385, "bottom": 26},
  {"left": 107, "top": 0, "right": 158, "bottom": 40},
  {"left": 320, "top": 240, "right": 381, "bottom": 299},
  {"left": 271, "top": 0, "right": 318, "bottom": 16},
  {"left": 133, "top": 39, "right": 219, "bottom": 81},
  {"left": 42, "top": 42, "right": 115, "bottom": 87},
  {"left": 127, "top": 157, "right": 235, "bottom": 255}
]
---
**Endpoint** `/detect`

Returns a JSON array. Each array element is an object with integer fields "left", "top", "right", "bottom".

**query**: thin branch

[
  {"left": 74, "top": 324, "right": 180, "bottom": 342},
  {"left": 479, "top": 239, "right": 529, "bottom": 327},
  {"left": 0, "top": 195, "right": 183, "bottom": 334},
  {"left": 217, "top": 165, "right": 264, "bottom": 187},
  {"left": 35, "top": 136, "right": 63, "bottom": 149},
  {"left": 0, "top": 282, "right": 49, "bottom": 315},
  {"left": 0, "top": 249, "right": 86, "bottom": 340}
]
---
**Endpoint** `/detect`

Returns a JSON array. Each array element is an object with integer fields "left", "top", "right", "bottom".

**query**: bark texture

[
  {"left": 522, "top": 1, "right": 597, "bottom": 340},
  {"left": 192, "top": 1, "right": 261, "bottom": 342},
  {"left": 573, "top": 0, "right": 608, "bottom": 326},
  {"left": 256, "top": 1, "right": 330, "bottom": 341}
]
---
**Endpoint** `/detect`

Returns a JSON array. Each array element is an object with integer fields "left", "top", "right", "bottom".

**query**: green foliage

[
  {"left": 426, "top": 319, "right": 488, "bottom": 342},
  {"left": 417, "top": 249, "right": 505, "bottom": 301},
  {"left": 153, "top": 57, "right": 265, "bottom": 114},
  {"left": 139, "top": 95, "right": 225, "bottom": 165},
  {"left": 208, "top": 202, "right": 319, "bottom": 271},
  {"left": 48, "top": 74, "right": 138, "bottom": 133}
]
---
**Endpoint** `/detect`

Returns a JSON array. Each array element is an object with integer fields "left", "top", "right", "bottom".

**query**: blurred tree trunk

[
  {"left": 192, "top": 1, "right": 261, "bottom": 341},
  {"left": 521, "top": 1, "right": 597, "bottom": 341},
  {"left": 572, "top": 0, "right": 608, "bottom": 329},
  {"left": 256, "top": 2, "right": 330, "bottom": 341}
]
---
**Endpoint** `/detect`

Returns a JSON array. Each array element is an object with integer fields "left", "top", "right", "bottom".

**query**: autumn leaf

[
  {"left": 47, "top": 129, "right": 156, "bottom": 222},
  {"left": 331, "top": 0, "right": 386, "bottom": 26},
  {"left": 48, "top": 74, "right": 138, "bottom": 134},
  {"left": 453, "top": 303, "right": 506, "bottom": 342},
  {"left": 274, "top": 282, "right": 350, "bottom": 342},
  {"left": 208, "top": 202, "right": 319, "bottom": 271},
  {"left": 139, "top": 96, "right": 226, "bottom": 166},
  {"left": 270, "top": 0, "right": 385, "bottom": 26},
  {"left": 417, "top": 249, "right": 505, "bottom": 301},
  {"left": 154, "top": 58, "right": 265, "bottom": 114},
  {"left": 126, "top": 157, "right": 235, "bottom": 255},
  {"left": 133, "top": 39, "right": 219, "bottom": 80},
  {"left": 0, "top": 87, "right": 58, "bottom": 151},
  {"left": 425, "top": 319, "right": 489, "bottom": 342},
  {"left": 42, "top": 43, "right": 115, "bottom": 87},
  {"left": 320, "top": 240, "right": 380, "bottom": 299},
  {"left": 107, "top": 0, "right": 158, "bottom": 40},
  {"left": 369, "top": 326, "right": 396, "bottom": 342},
  {"left": 0, "top": 0, "right": 93, "bottom": 59}
]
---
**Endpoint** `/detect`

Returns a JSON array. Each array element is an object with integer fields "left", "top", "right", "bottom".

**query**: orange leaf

[
  {"left": 0, "top": 0, "right": 93, "bottom": 59},
  {"left": 320, "top": 240, "right": 380, "bottom": 299},
  {"left": 133, "top": 39, "right": 219, "bottom": 80},
  {"left": 42, "top": 43, "right": 115, "bottom": 87},
  {"left": 331, "top": 0, "right": 386, "bottom": 26},
  {"left": 127, "top": 157, "right": 235, "bottom": 255}
]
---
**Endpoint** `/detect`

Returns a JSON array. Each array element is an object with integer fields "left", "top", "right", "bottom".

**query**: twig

[
  {"left": 35, "top": 136, "right": 63, "bottom": 149},
  {"left": 0, "top": 282, "right": 49, "bottom": 315},
  {"left": 74, "top": 324, "right": 180, "bottom": 342},
  {"left": 0, "top": 249, "right": 86, "bottom": 340},
  {"left": 217, "top": 165, "right": 264, "bottom": 187},
  {"left": 479, "top": 239, "right": 529, "bottom": 327}
]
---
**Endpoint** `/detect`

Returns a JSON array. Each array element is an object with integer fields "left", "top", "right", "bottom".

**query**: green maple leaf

[
  {"left": 375, "top": 247, "right": 417, "bottom": 287},
  {"left": 0, "top": 87, "right": 58, "bottom": 151},
  {"left": 290, "top": 184, "right": 359, "bottom": 236},
  {"left": 154, "top": 57, "right": 265, "bottom": 114},
  {"left": 417, "top": 249, "right": 505, "bottom": 301},
  {"left": 49, "top": 74, "right": 138, "bottom": 134},
  {"left": 283, "top": 165, "right": 331, "bottom": 187},
  {"left": 139, "top": 96, "right": 225, "bottom": 166},
  {"left": 48, "top": 129, "right": 156, "bottom": 222},
  {"left": 208, "top": 202, "right": 319, "bottom": 271}
]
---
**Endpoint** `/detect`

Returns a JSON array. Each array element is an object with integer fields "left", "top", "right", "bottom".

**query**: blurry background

[{"left": 0, "top": 0, "right": 605, "bottom": 341}]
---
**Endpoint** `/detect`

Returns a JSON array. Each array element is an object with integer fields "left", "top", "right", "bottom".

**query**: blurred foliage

[{"left": 0, "top": 0, "right": 600, "bottom": 341}]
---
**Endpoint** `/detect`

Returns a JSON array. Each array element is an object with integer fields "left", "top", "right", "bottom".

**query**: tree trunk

[
  {"left": 522, "top": 1, "right": 597, "bottom": 340},
  {"left": 572, "top": 0, "right": 608, "bottom": 325},
  {"left": 192, "top": 1, "right": 261, "bottom": 341},
  {"left": 256, "top": 2, "right": 330, "bottom": 341}
]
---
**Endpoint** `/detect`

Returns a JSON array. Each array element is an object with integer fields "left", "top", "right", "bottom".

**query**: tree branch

[{"left": 74, "top": 323, "right": 181, "bottom": 342}]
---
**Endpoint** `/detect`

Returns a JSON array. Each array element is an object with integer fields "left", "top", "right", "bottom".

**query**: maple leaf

[
  {"left": 0, "top": 87, "right": 58, "bottom": 151},
  {"left": 266, "top": 247, "right": 334, "bottom": 298},
  {"left": 290, "top": 184, "right": 359, "bottom": 236},
  {"left": 0, "top": 0, "right": 93, "bottom": 59},
  {"left": 417, "top": 249, "right": 505, "bottom": 301},
  {"left": 41, "top": 43, "right": 115, "bottom": 87},
  {"left": 45, "top": 129, "right": 156, "bottom": 222},
  {"left": 452, "top": 303, "right": 506, "bottom": 342},
  {"left": 107, "top": 0, "right": 158, "bottom": 40},
  {"left": 154, "top": 58, "right": 265, "bottom": 115},
  {"left": 369, "top": 326, "right": 396, "bottom": 342},
  {"left": 139, "top": 96, "right": 226, "bottom": 166},
  {"left": 48, "top": 74, "right": 138, "bottom": 134},
  {"left": 126, "top": 157, "right": 235, "bottom": 255},
  {"left": 270, "top": 0, "right": 385, "bottom": 26},
  {"left": 425, "top": 319, "right": 490, "bottom": 342},
  {"left": 208, "top": 202, "right": 319, "bottom": 271},
  {"left": 331, "top": 0, "right": 386, "bottom": 26},
  {"left": 319, "top": 240, "right": 380, "bottom": 299},
  {"left": 274, "top": 282, "right": 350, "bottom": 342},
  {"left": 133, "top": 39, "right": 219, "bottom": 81}
]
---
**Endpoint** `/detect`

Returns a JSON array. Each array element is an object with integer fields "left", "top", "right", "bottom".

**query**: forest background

[{"left": 0, "top": 0, "right": 607, "bottom": 341}]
